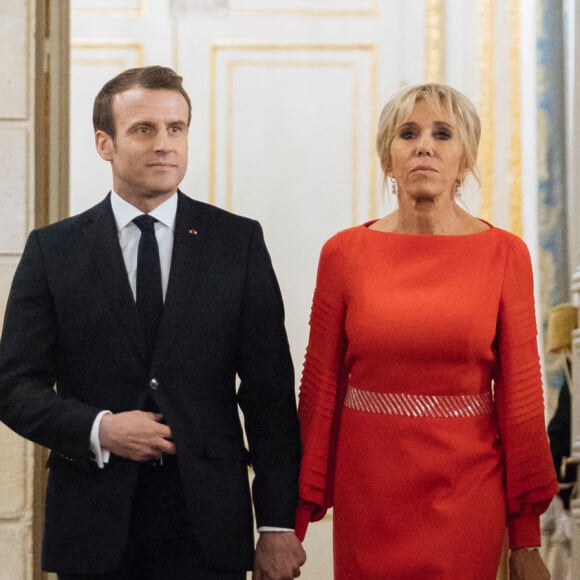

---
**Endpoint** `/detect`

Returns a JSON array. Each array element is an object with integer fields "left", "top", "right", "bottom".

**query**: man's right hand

[{"left": 99, "top": 411, "right": 175, "bottom": 462}]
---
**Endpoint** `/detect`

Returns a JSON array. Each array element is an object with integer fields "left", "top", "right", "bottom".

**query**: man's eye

[{"left": 138, "top": 127, "right": 150, "bottom": 134}]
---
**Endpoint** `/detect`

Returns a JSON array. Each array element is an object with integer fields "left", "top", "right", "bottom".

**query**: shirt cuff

[
  {"left": 90, "top": 410, "right": 112, "bottom": 468},
  {"left": 507, "top": 513, "right": 541, "bottom": 549},
  {"left": 258, "top": 527, "right": 294, "bottom": 533}
]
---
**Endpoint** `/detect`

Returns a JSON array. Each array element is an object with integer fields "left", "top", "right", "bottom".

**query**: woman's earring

[
  {"left": 455, "top": 180, "right": 462, "bottom": 199},
  {"left": 389, "top": 177, "right": 398, "bottom": 196}
]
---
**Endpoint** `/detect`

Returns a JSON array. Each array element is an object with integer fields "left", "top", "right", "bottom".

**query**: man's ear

[{"left": 95, "top": 130, "right": 113, "bottom": 161}]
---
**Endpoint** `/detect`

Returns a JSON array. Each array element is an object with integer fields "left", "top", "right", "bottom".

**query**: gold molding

[
  {"left": 425, "top": 0, "right": 445, "bottom": 82},
  {"left": 508, "top": 0, "right": 522, "bottom": 236},
  {"left": 71, "top": 0, "right": 146, "bottom": 17},
  {"left": 209, "top": 44, "right": 378, "bottom": 224},
  {"left": 478, "top": 0, "right": 495, "bottom": 222},
  {"left": 70, "top": 41, "right": 145, "bottom": 67},
  {"left": 210, "top": 42, "right": 380, "bottom": 53},
  {"left": 70, "top": 58, "right": 128, "bottom": 67},
  {"left": 230, "top": 0, "right": 378, "bottom": 18}
]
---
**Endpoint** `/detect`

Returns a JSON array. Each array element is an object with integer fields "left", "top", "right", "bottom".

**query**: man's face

[{"left": 95, "top": 86, "right": 189, "bottom": 207}]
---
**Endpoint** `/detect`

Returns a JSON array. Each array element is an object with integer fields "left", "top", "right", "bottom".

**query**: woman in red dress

[{"left": 296, "top": 84, "right": 557, "bottom": 579}]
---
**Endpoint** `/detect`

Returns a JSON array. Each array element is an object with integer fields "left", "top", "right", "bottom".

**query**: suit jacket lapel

[
  {"left": 153, "top": 192, "right": 214, "bottom": 367},
  {"left": 82, "top": 194, "right": 147, "bottom": 362}
]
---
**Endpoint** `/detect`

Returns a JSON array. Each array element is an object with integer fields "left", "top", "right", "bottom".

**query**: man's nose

[{"left": 153, "top": 130, "right": 171, "bottom": 152}]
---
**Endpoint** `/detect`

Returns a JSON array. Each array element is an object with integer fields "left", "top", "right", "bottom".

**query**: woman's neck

[
  {"left": 371, "top": 198, "right": 487, "bottom": 235},
  {"left": 392, "top": 198, "right": 465, "bottom": 234}
]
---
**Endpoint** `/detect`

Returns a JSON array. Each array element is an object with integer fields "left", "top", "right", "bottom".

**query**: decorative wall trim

[
  {"left": 70, "top": 41, "right": 145, "bottom": 67},
  {"left": 425, "top": 0, "right": 445, "bottom": 82},
  {"left": 71, "top": 0, "right": 146, "bottom": 17},
  {"left": 478, "top": 0, "right": 495, "bottom": 222},
  {"left": 230, "top": 0, "right": 378, "bottom": 18},
  {"left": 209, "top": 43, "right": 379, "bottom": 221},
  {"left": 508, "top": 0, "right": 522, "bottom": 235}
]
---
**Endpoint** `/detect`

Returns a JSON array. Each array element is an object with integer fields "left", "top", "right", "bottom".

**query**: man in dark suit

[{"left": 0, "top": 66, "right": 305, "bottom": 580}]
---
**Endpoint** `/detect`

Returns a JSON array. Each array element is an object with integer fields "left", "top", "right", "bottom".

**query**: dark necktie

[{"left": 133, "top": 215, "right": 163, "bottom": 363}]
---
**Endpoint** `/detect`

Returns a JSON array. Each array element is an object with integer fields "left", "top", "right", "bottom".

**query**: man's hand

[
  {"left": 99, "top": 411, "right": 175, "bottom": 462},
  {"left": 509, "top": 548, "right": 550, "bottom": 580},
  {"left": 253, "top": 531, "right": 306, "bottom": 580}
]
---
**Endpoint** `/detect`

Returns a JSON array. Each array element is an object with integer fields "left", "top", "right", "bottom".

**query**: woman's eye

[
  {"left": 399, "top": 129, "right": 416, "bottom": 139},
  {"left": 435, "top": 130, "right": 451, "bottom": 140}
]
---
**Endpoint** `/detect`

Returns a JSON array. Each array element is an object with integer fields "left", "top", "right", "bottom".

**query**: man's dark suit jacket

[{"left": 0, "top": 192, "right": 300, "bottom": 574}]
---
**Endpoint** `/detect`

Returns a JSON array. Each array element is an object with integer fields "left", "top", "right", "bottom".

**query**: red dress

[{"left": 296, "top": 222, "right": 558, "bottom": 579}]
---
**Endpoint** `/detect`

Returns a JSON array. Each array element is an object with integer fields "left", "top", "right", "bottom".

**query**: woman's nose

[{"left": 414, "top": 133, "right": 434, "bottom": 156}]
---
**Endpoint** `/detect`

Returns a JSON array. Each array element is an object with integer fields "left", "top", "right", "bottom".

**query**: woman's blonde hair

[{"left": 376, "top": 83, "right": 481, "bottom": 186}]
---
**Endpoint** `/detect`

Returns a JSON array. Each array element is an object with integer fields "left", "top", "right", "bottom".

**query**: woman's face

[{"left": 389, "top": 99, "right": 465, "bottom": 202}]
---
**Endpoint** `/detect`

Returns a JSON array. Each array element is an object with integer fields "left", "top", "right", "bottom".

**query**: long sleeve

[
  {"left": 235, "top": 222, "right": 301, "bottom": 530},
  {"left": 295, "top": 236, "right": 348, "bottom": 540},
  {"left": 0, "top": 230, "right": 100, "bottom": 460},
  {"left": 494, "top": 239, "right": 558, "bottom": 548}
]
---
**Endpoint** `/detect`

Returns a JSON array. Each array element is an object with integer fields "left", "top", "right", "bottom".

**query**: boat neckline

[{"left": 362, "top": 218, "right": 495, "bottom": 238}]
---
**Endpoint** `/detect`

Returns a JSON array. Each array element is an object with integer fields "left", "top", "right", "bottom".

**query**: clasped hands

[{"left": 253, "top": 531, "right": 307, "bottom": 580}]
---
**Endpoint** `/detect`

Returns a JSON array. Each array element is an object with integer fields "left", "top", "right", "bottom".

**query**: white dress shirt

[{"left": 89, "top": 191, "right": 177, "bottom": 467}]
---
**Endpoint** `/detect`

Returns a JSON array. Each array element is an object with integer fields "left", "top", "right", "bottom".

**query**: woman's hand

[{"left": 509, "top": 548, "right": 550, "bottom": 580}]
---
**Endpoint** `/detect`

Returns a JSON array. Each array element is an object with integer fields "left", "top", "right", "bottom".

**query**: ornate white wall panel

[
  {"left": 0, "top": 1, "right": 28, "bottom": 120},
  {"left": 209, "top": 42, "right": 378, "bottom": 370}
]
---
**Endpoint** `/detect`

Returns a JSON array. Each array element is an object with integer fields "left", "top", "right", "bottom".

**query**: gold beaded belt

[{"left": 344, "top": 386, "right": 494, "bottom": 418}]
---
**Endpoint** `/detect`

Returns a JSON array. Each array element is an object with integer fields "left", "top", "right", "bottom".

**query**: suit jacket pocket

[{"left": 204, "top": 436, "right": 250, "bottom": 464}]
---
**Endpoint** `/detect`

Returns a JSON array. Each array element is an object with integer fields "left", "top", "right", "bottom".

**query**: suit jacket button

[{"left": 149, "top": 378, "right": 159, "bottom": 390}]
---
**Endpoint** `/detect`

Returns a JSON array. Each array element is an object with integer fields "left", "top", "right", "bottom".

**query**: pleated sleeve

[
  {"left": 295, "top": 236, "right": 348, "bottom": 541},
  {"left": 494, "top": 238, "right": 558, "bottom": 548}
]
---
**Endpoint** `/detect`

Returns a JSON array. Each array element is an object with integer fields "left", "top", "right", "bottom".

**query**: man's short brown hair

[{"left": 93, "top": 65, "right": 192, "bottom": 138}]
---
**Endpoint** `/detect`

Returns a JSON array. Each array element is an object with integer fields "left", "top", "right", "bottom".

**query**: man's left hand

[{"left": 253, "top": 531, "right": 306, "bottom": 580}]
